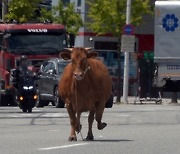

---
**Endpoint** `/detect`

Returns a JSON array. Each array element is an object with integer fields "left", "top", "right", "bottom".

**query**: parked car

[{"left": 35, "top": 58, "right": 70, "bottom": 108}]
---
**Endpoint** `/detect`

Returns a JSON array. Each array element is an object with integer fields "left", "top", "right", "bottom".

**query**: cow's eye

[{"left": 72, "top": 59, "right": 76, "bottom": 65}]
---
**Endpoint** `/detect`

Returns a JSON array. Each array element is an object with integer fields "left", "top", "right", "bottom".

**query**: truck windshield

[{"left": 6, "top": 33, "right": 67, "bottom": 55}]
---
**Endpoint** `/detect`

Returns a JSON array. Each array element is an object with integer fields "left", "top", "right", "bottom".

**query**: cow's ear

[
  {"left": 87, "top": 51, "right": 98, "bottom": 58},
  {"left": 59, "top": 52, "right": 71, "bottom": 60}
]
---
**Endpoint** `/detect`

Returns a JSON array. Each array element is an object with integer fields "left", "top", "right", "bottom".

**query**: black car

[{"left": 35, "top": 58, "right": 70, "bottom": 108}]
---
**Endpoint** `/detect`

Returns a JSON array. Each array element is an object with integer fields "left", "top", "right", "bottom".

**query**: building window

[
  {"left": 94, "top": 41, "right": 118, "bottom": 50},
  {"left": 77, "top": 0, "right": 81, "bottom": 7},
  {"left": 62, "top": 0, "right": 70, "bottom": 6}
]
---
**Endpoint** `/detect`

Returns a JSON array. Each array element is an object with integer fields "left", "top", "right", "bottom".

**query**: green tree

[
  {"left": 5, "top": 0, "right": 42, "bottom": 22},
  {"left": 53, "top": 0, "right": 83, "bottom": 35},
  {"left": 87, "top": 0, "right": 153, "bottom": 36},
  {"left": 87, "top": 0, "right": 153, "bottom": 102},
  {"left": 38, "top": 7, "right": 54, "bottom": 22}
]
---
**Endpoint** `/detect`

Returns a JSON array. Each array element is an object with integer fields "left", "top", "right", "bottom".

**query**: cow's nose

[{"left": 74, "top": 71, "right": 83, "bottom": 80}]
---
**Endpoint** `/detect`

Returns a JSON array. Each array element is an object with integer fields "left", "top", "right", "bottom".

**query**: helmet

[{"left": 20, "top": 55, "right": 28, "bottom": 61}]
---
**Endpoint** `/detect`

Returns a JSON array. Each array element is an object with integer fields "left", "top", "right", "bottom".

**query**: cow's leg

[
  {"left": 66, "top": 103, "right": 77, "bottom": 141},
  {"left": 86, "top": 111, "right": 95, "bottom": 141},
  {"left": 95, "top": 104, "right": 107, "bottom": 130},
  {"left": 75, "top": 112, "right": 82, "bottom": 133}
]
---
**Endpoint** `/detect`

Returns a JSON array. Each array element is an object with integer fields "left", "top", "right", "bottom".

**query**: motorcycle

[{"left": 10, "top": 68, "right": 37, "bottom": 113}]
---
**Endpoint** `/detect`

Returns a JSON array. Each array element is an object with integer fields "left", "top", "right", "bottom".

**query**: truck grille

[
  {"left": 15, "top": 59, "right": 44, "bottom": 68},
  {"left": 31, "top": 59, "right": 44, "bottom": 67}
]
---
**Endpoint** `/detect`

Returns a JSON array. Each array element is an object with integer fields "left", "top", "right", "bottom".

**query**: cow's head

[{"left": 60, "top": 47, "right": 98, "bottom": 80}]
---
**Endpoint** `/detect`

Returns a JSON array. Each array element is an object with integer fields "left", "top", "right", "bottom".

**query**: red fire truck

[{"left": 0, "top": 23, "right": 67, "bottom": 106}]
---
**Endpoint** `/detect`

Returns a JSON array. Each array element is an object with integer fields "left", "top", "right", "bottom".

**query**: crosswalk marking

[{"left": 5, "top": 113, "right": 68, "bottom": 118}]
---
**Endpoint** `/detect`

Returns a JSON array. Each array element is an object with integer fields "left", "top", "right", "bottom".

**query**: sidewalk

[{"left": 114, "top": 96, "right": 174, "bottom": 105}]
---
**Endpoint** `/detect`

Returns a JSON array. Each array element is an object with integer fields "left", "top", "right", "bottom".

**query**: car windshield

[
  {"left": 6, "top": 33, "right": 67, "bottom": 55},
  {"left": 58, "top": 61, "right": 70, "bottom": 74}
]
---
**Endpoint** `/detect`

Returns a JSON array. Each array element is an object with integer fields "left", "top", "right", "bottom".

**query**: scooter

[{"left": 11, "top": 69, "right": 37, "bottom": 113}]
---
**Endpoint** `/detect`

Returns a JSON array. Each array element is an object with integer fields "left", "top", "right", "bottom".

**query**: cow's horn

[
  {"left": 64, "top": 48, "right": 73, "bottom": 52},
  {"left": 85, "top": 47, "right": 92, "bottom": 51}
]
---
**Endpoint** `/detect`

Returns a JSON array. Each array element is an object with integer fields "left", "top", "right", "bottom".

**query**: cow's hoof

[
  {"left": 98, "top": 122, "right": 107, "bottom": 130},
  {"left": 86, "top": 135, "right": 94, "bottom": 141},
  {"left": 76, "top": 124, "right": 82, "bottom": 133},
  {"left": 68, "top": 136, "right": 77, "bottom": 141}
]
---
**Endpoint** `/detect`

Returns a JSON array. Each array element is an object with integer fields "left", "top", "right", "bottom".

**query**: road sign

[
  {"left": 123, "top": 24, "right": 134, "bottom": 35},
  {"left": 121, "top": 35, "right": 135, "bottom": 52}
]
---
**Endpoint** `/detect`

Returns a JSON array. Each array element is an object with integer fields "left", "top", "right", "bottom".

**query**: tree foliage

[
  {"left": 5, "top": 0, "right": 42, "bottom": 22},
  {"left": 38, "top": 7, "right": 54, "bottom": 22},
  {"left": 53, "top": 0, "right": 83, "bottom": 35},
  {"left": 87, "top": 0, "right": 153, "bottom": 36}
]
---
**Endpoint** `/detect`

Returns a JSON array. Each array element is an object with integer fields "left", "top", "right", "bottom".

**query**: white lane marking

[
  {"left": 38, "top": 143, "right": 89, "bottom": 151},
  {"left": 117, "top": 114, "right": 131, "bottom": 117},
  {"left": 41, "top": 113, "right": 68, "bottom": 117},
  {"left": 48, "top": 129, "right": 59, "bottom": 132},
  {"left": 7, "top": 113, "right": 68, "bottom": 118}
]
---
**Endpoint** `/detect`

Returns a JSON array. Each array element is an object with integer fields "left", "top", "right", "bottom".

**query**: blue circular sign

[
  {"left": 123, "top": 24, "right": 134, "bottom": 35},
  {"left": 162, "top": 14, "right": 179, "bottom": 32}
]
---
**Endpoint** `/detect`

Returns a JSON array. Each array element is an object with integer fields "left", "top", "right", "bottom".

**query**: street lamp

[
  {"left": 122, "top": 0, "right": 132, "bottom": 104},
  {"left": 2, "top": 0, "right": 8, "bottom": 22}
]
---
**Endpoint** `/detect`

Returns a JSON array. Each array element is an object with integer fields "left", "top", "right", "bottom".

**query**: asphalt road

[{"left": 1, "top": 103, "right": 180, "bottom": 154}]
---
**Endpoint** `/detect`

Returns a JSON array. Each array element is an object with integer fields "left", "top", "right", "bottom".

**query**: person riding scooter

[
  {"left": 11, "top": 55, "right": 37, "bottom": 112},
  {"left": 16, "top": 55, "right": 33, "bottom": 88}
]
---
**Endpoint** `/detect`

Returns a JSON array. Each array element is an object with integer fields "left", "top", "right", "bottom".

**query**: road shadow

[{"left": 83, "top": 139, "right": 133, "bottom": 142}]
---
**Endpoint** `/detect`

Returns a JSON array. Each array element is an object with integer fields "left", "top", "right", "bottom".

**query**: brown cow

[{"left": 58, "top": 47, "right": 112, "bottom": 141}]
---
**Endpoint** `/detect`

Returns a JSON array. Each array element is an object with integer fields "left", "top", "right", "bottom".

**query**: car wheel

[
  {"left": 105, "top": 94, "right": 114, "bottom": 108},
  {"left": 36, "top": 87, "right": 44, "bottom": 108},
  {"left": 54, "top": 87, "right": 64, "bottom": 108}
]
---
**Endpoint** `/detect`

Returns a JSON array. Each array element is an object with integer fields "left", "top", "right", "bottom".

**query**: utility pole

[
  {"left": 2, "top": 0, "right": 8, "bottom": 22},
  {"left": 122, "top": 0, "right": 132, "bottom": 104}
]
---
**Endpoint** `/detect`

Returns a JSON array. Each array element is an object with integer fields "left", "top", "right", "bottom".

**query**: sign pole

[
  {"left": 2, "top": 0, "right": 8, "bottom": 22},
  {"left": 123, "top": 0, "right": 132, "bottom": 104}
]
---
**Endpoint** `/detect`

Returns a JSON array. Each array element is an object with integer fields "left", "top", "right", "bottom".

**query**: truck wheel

[
  {"left": 0, "top": 94, "right": 4, "bottom": 106},
  {"left": 53, "top": 87, "right": 64, "bottom": 108},
  {"left": 0, "top": 82, "right": 1, "bottom": 106},
  {"left": 1, "top": 95, "right": 8, "bottom": 106},
  {"left": 0, "top": 95, "right": 14, "bottom": 106}
]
